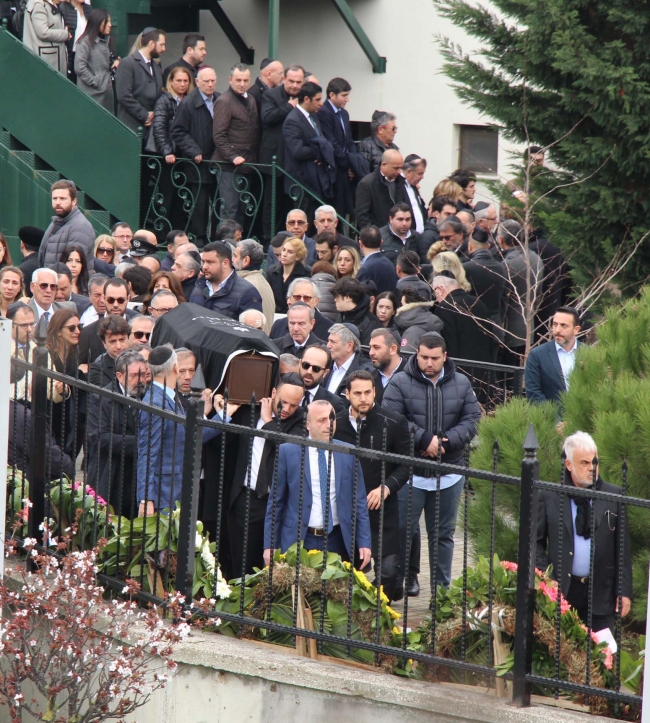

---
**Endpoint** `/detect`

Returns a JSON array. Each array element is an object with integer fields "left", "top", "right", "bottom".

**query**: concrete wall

[
  {"left": 125, "top": 630, "right": 609, "bottom": 723},
  {"left": 159, "top": 0, "right": 519, "bottom": 207}
]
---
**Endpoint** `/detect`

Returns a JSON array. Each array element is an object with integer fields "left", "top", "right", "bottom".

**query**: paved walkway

[{"left": 390, "top": 514, "right": 473, "bottom": 628}]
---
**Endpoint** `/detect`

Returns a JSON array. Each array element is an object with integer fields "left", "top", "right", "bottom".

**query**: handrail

[{"left": 0, "top": 23, "right": 141, "bottom": 226}]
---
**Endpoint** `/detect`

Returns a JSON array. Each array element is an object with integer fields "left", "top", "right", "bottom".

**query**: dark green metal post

[
  {"left": 271, "top": 155, "right": 277, "bottom": 239},
  {"left": 268, "top": 0, "right": 280, "bottom": 58}
]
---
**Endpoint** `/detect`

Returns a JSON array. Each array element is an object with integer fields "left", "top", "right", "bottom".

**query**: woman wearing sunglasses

[
  {"left": 94, "top": 235, "right": 117, "bottom": 265},
  {"left": 46, "top": 309, "right": 86, "bottom": 455}
]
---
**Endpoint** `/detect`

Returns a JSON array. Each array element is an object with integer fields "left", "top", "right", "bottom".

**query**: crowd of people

[{"left": 9, "top": 20, "right": 628, "bottom": 627}]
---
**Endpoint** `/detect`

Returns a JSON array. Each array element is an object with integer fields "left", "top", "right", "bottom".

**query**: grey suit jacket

[{"left": 28, "top": 298, "right": 76, "bottom": 321}]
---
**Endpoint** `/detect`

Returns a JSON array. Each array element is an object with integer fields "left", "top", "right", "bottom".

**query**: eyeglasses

[
  {"left": 37, "top": 283, "right": 58, "bottom": 291},
  {"left": 97, "top": 247, "right": 114, "bottom": 256},
  {"left": 13, "top": 321, "right": 36, "bottom": 329},
  {"left": 63, "top": 323, "right": 84, "bottom": 332},
  {"left": 439, "top": 235, "right": 457, "bottom": 241},
  {"left": 381, "top": 125, "right": 398, "bottom": 132},
  {"left": 132, "top": 330, "right": 151, "bottom": 340},
  {"left": 291, "top": 294, "right": 314, "bottom": 302},
  {"left": 151, "top": 307, "right": 173, "bottom": 314},
  {"left": 113, "top": 234, "right": 132, "bottom": 241},
  {"left": 287, "top": 220, "right": 307, "bottom": 226},
  {"left": 106, "top": 297, "right": 127, "bottom": 305},
  {"left": 301, "top": 361, "right": 325, "bottom": 374}
]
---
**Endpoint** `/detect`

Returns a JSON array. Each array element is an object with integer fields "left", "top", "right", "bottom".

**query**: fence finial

[
  {"left": 522, "top": 424, "right": 539, "bottom": 454},
  {"left": 35, "top": 314, "right": 48, "bottom": 345}
]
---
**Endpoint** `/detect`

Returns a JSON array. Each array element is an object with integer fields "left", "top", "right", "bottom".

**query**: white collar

[{"left": 296, "top": 104, "right": 311, "bottom": 121}]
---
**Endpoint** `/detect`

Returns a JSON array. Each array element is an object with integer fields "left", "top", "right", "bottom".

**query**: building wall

[{"left": 161, "top": 0, "right": 520, "bottom": 207}]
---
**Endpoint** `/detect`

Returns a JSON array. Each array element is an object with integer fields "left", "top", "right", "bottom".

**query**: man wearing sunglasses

[
  {"left": 78, "top": 278, "right": 137, "bottom": 365},
  {"left": 27, "top": 267, "right": 76, "bottom": 323},
  {"left": 298, "top": 343, "right": 345, "bottom": 413},
  {"left": 129, "top": 314, "right": 154, "bottom": 347}
]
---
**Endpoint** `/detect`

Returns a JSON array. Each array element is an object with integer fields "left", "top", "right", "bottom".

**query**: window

[{"left": 458, "top": 125, "right": 499, "bottom": 175}]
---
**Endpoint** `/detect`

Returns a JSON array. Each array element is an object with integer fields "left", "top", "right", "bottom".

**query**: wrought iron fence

[
  {"left": 5, "top": 335, "right": 644, "bottom": 713},
  {"left": 141, "top": 155, "right": 358, "bottom": 243}
]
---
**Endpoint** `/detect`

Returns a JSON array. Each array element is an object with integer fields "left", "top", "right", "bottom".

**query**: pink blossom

[
  {"left": 500, "top": 561, "right": 518, "bottom": 572},
  {"left": 603, "top": 649, "right": 613, "bottom": 670},
  {"left": 84, "top": 486, "right": 107, "bottom": 506}
]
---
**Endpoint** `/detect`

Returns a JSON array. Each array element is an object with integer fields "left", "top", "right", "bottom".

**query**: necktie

[
  {"left": 309, "top": 115, "right": 320, "bottom": 136},
  {"left": 146, "top": 61, "right": 152, "bottom": 76},
  {"left": 43, "top": 311, "right": 50, "bottom": 326},
  {"left": 337, "top": 110, "right": 346, "bottom": 137},
  {"left": 318, "top": 449, "right": 333, "bottom": 534}
]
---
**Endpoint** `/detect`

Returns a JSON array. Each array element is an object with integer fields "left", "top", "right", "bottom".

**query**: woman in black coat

[{"left": 266, "top": 237, "right": 311, "bottom": 313}]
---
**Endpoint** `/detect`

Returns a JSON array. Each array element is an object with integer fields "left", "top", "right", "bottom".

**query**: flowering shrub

[
  {"left": 216, "top": 544, "right": 401, "bottom": 668},
  {"left": 417, "top": 554, "right": 641, "bottom": 711},
  {"left": 0, "top": 540, "right": 190, "bottom": 723}
]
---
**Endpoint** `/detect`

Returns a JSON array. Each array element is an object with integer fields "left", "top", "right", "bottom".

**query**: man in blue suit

[
  {"left": 357, "top": 225, "right": 398, "bottom": 295},
  {"left": 137, "top": 345, "right": 219, "bottom": 516},
  {"left": 317, "top": 78, "right": 359, "bottom": 219},
  {"left": 525, "top": 307, "right": 582, "bottom": 405},
  {"left": 263, "top": 400, "right": 372, "bottom": 567}
]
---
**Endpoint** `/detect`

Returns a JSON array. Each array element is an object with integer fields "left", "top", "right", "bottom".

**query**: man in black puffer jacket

[{"left": 382, "top": 333, "right": 480, "bottom": 594}]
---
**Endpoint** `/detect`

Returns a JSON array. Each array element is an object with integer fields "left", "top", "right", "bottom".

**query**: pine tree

[
  {"left": 434, "top": 0, "right": 650, "bottom": 289},
  {"left": 470, "top": 288, "right": 650, "bottom": 619}
]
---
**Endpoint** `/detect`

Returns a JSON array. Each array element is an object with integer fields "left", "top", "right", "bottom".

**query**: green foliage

[
  {"left": 469, "top": 290, "right": 650, "bottom": 620},
  {"left": 434, "top": 0, "right": 650, "bottom": 290}
]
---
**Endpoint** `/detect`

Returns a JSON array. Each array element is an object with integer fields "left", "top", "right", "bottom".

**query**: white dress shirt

[
  {"left": 80, "top": 305, "right": 100, "bottom": 327},
  {"left": 556, "top": 341, "right": 577, "bottom": 389},
  {"left": 327, "top": 354, "right": 355, "bottom": 393},
  {"left": 404, "top": 182, "right": 424, "bottom": 233},
  {"left": 33, "top": 300, "right": 52, "bottom": 320},
  {"left": 307, "top": 445, "right": 338, "bottom": 528},
  {"left": 244, "top": 418, "right": 266, "bottom": 489}
]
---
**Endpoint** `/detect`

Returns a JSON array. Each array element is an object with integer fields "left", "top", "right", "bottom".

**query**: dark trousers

[
  {"left": 304, "top": 524, "right": 348, "bottom": 561},
  {"left": 567, "top": 577, "right": 615, "bottom": 633},
  {"left": 262, "top": 171, "right": 293, "bottom": 243},
  {"left": 186, "top": 179, "right": 214, "bottom": 248},
  {"left": 228, "top": 487, "right": 268, "bottom": 577},
  {"left": 219, "top": 171, "right": 244, "bottom": 226}
]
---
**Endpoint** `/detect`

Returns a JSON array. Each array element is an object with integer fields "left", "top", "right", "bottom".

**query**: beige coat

[
  {"left": 23, "top": 0, "right": 68, "bottom": 74},
  {"left": 237, "top": 269, "right": 275, "bottom": 335}
]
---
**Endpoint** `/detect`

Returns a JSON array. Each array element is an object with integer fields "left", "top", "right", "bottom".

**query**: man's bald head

[
  {"left": 380, "top": 150, "right": 404, "bottom": 181},
  {"left": 306, "top": 400, "right": 335, "bottom": 441}
]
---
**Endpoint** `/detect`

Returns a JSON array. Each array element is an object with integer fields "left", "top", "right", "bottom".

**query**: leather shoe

[{"left": 406, "top": 575, "right": 420, "bottom": 597}]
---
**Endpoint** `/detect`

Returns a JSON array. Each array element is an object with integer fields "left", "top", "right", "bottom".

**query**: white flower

[
  {"left": 195, "top": 532, "right": 203, "bottom": 550},
  {"left": 22, "top": 499, "right": 32, "bottom": 508},
  {"left": 14, "top": 694, "right": 23, "bottom": 704},
  {"left": 216, "top": 579, "right": 231, "bottom": 600},
  {"left": 23, "top": 537, "right": 37, "bottom": 548}
]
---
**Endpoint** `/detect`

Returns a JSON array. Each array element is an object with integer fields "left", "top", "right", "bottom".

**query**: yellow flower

[
  {"left": 343, "top": 561, "right": 351, "bottom": 570},
  {"left": 408, "top": 659, "right": 414, "bottom": 667},
  {"left": 307, "top": 549, "right": 320, "bottom": 556},
  {"left": 278, "top": 554, "right": 286, "bottom": 562},
  {"left": 379, "top": 585, "right": 389, "bottom": 604},
  {"left": 386, "top": 606, "right": 401, "bottom": 620},
  {"left": 392, "top": 626, "right": 400, "bottom": 635}
]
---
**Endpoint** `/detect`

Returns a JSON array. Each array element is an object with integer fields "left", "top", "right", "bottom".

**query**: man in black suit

[
  {"left": 17, "top": 226, "right": 44, "bottom": 297},
  {"left": 115, "top": 28, "right": 166, "bottom": 137},
  {"left": 462, "top": 228, "right": 507, "bottom": 355},
  {"left": 355, "top": 150, "right": 408, "bottom": 231},
  {"left": 298, "top": 343, "right": 346, "bottom": 412},
  {"left": 162, "top": 32, "right": 206, "bottom": 85},
  {"left": 537, "top": 431, "right": 632, "bottom": 632},
  {"left": 402, "top": 154, "right": 428, "bottom": 234},
  {"left": 260, "top": 64, "right": 306, "bottom": 241},
  {"left": 79, "top": 278, "right": 136, "bottom": 365},
  {"left": 273, "top": 303, "right": 324, "bottom": 359},
  {"left": 88, "top": 315, "right": 131, "bottom": 387},
  {"left": 227, "top": 373, "right": 306, "bottom": 577},
  {"left": 53, "top": 264, "right": 91, "bottom": 318},
  {"left": 170, "top": 66, "right": 220, "bottom": 246},
  {"left": 525, "top": 307, "right": 582, "bottom": 405},
  {"left": 331, "top": 277, "right": 382, "bottom": 346},
  {"left": 356, "top": 225, "right": 398, "bottom": 295},
  {"left": 432, "top": 273, "right": 496, "bottom": 364},
  {"left": 86, "top": 350, "right": 148, "bottom": 517},
  {"left": 317, "top": 78, "right": 358, "bottom": 219},
  {"left": 367, "top": 328, "right": 406, "bottom": 404},
  {"left": 334, "top": 370, "right": 411, "bottom": 601},
  {"left": 313, "top": 205, "right": 357, "bottom": 250},
  {"left": 269, "top": 278, "right": 334, "bottom": 341},
  {"left": 283, "top": 81, "right": 335, "bottom": 220},
  {"left": 248, "top": 58, "right": 284, "bottom": 124},
  {"left": 325, "top": 323, "right": 372, "bottom": 397}
]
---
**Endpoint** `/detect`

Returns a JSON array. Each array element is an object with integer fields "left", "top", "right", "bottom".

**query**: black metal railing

[
  {"left": 6, "top": 334, "right": 643, "bottom": 714},
  {"left": 141, "top": 156, "right": 358, "bottom": 243}
]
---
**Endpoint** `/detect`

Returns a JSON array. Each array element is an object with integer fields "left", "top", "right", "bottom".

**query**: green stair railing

[{"left": 0, "top": 23, "right": 142, "bottom": 252}]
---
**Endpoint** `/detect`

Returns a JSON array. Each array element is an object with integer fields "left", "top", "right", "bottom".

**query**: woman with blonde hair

[
  {"left": 431, "top": 251, "right": 472, "bottom": 291},
  {"left": 426, "top": 240, "right": 448, "bottom": 262},
  {"left": 433, "top": 179, "right": 463, "bottom": 202},
  {"left": 333, "top": 246, "right": 361, "bottom": 279},
  {"left": 94, "top": 234, "right": 117, "bottom": 264},
  {"left": 266, "top": 237, "right": 310, "bottom": 312},
  {"left": 151, "top": 66, "right": 194, "bottom": 163}
]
